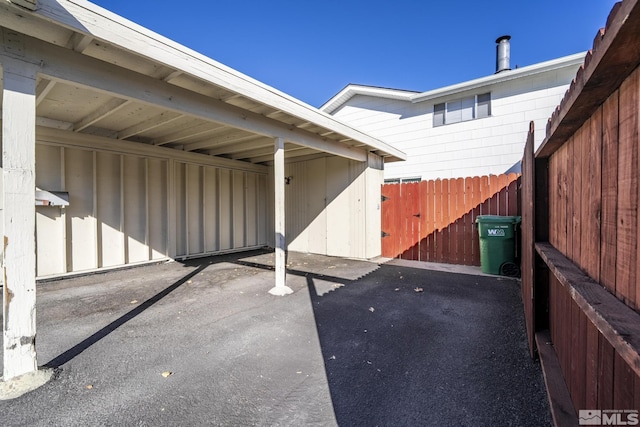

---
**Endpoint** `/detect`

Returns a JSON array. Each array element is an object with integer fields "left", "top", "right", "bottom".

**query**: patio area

[{"left": 0, "top": 249, "right": 550, "bottom": 426}]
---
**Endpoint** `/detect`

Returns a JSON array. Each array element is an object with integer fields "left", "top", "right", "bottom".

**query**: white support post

[
  {"left": 269, "top": 137, "right": 292, "bottom": 296},
  {"left": 1, "top": 55, "right": 51, "bottom": 396}
]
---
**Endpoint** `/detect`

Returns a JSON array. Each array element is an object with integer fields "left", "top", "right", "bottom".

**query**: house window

[
  {"left": 384, "top": 177, "right": 421, "bottom": 184},
  {"left": 433, "top": 103, "right": 445, "bottom": 127},
  {"left": 477, "top": 93, "right": 491, "bottom": 118},
  {"left": 433, "top": 93, "right": 491, "bottom": 127}
]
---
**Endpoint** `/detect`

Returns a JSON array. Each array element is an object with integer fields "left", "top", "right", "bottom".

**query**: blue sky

[{"left": 92, "top": 1, "right": 618, "bottom": 107}]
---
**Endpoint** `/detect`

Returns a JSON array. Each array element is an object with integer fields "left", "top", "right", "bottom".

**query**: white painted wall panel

[
  {"left": 96, "top": 152, "right": 124, "bottom": 268},
  {"left": 35, "top": 144, "right": 65, "bottom": 275},
  {"left": 172, "top": 163, "right": 266, "bottom": 258},
  {"left": 257, "top": 174, "right": 267, "bottom": 246},
  {"left": 232, "top": 170, "right": 245, "bottom": 248},
  {"left": 34, "top": 131, "right": 377, "bottom": 278},
  {"left": 65, "top": 148, "right": 97, "bottom": 272},
  {"left": 277, "top": 154, "right": 382, "bottom": 259},
  {"left": 36, "top": 144, "right": 172, "bottom": 275},
  {"left": 35, "top": 206, "right": 64, "bottom": 275},
  {"left": 245, "top": 173, "right": 258, "bottom": 247},
  {"left": 203, "top": 167, "right": 218, "bottom": 253},
  {"left": 365, "top": 158, "right": 383, "bottom": 258},
  {"left": 348, "top": 160, "right": 367, "bottom": 259},
  {"left": 305, "top": 158, "right": 327, "bottom": 255},
  {"left": 123, "top": 156, "right": 148, "bottom": 263},
  {"left": 174, "top": 162, "right": 187, "bottom": 257},
  {"left": 186, "top": 164, "right": 204, "bottom": 255},
  {"left": 285, "top": 161, "right": 309, "bottom": 253},
  {"left": 148, "top": 158, "right": 168, "bottom": 259},
  {"left": 34, "top": 132, "right": 268, "bottom": 277},
  {"left": 218, "top": 169, "right": 232, "bottom": 251},
  {"left": 325, "top": 156, "right": 352, "bottom": 257}
]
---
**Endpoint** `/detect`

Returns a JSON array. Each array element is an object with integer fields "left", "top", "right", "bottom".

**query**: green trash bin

[{"left": 475, "top": 215, "right": 521, "bottom": 276}]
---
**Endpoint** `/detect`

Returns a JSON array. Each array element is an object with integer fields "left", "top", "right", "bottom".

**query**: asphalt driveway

[{"left": 0, "top": 249, "right": 550, "bottom": 426}]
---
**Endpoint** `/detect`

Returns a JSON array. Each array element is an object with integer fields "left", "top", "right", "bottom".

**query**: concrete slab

[
  {"left": 380, "top": 257, "right": 502, "bottom": 278},
  {"left": 0, "top": 249, "right": 550, "bottom": 426}
]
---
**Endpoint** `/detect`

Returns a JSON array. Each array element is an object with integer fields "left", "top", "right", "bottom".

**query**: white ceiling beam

[
  {"left": 227, "top": 141, "right": 282, "bottom": 159},
  {"left": 285, "top": 147, "right": 323, "bottom": 158},
  {"left": 209, "top": 136, "right": 272, "bottom": 159},
  {"left": 67, "top": 32, "right": 93, "bottom": 53},
  {"left": 265, "top": 110, "right": 283, "bottom": 118},
  {"left": 24, "top": 36, "right": 367, "bottom": 162},
  {"left": 249, "top": 146, "right": 315, "bottom": 163},
  {"left": 35, "top": 78, "right": 55, "bottom": 106},
  {"left": 284, "top": 153, "right": 330, "bottom": 164},
  {"left": 151, "top": 121, "right": 225, "bottom": 146},
  {"left": 117, "top": 111, "right": 183, "bottom": 139},
  {"left": 204, "top": 136, "right": 267, "bottom": 155},
  {"left": 185, "top": 132, "right": 263, "bottom": 156},
  {"left": 73, "top": 98, "right": 130, "bottom": 132},
  {"left": 36, "top": 116, "right": 73, "bottom": 130},
  {"left": 162, "top": 70, "right": 183, "bottom": 82},
  {"left": 184, "top": 130, "right": 256, "bottom": 152}
]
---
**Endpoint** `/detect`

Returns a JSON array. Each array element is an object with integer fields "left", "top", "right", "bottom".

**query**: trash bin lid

[{"left": 475, "top": 215, "right": 521, "bottom": 224}]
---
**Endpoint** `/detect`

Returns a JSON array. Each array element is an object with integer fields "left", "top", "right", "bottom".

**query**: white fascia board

[
  {"left": 12, "top": 0, "right": 405, "bottom": 162},
  {"left": 409, "top": 52, "right": 586, "bottom": 103},
  {"left": 321, "top": 85, "right": 418, "bottom": 114}
]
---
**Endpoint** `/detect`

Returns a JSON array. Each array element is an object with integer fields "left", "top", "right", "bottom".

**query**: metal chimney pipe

[{"left": 495, "top": 35, "right": 511, "bottom": 73}]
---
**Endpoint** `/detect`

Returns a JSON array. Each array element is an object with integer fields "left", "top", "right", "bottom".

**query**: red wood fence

[
  {"left": 381, "top": 173, "right": 520, "bottom": 265},
  {"left": 521, "top": 1, "right": 640, "bottom": 423}
]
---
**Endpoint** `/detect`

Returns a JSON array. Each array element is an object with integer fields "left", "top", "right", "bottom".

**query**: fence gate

[{"left": 381, "top": 173, "right": 520, "bottom": 266}]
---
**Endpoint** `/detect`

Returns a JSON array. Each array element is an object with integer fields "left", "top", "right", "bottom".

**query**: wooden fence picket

[{"left": 381, "top": 173, "right": 521, "bottom": 266}]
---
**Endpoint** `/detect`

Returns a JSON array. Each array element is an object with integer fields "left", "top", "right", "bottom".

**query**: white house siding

[
  {"left": 33, "top": 129, "right": 268, "bottom": 278},
  {"left": 330, "top": 67, "right": 579, "bottom": 181},
  {"left": 268, "top": 154, "right": 383, "bottom": 260}
]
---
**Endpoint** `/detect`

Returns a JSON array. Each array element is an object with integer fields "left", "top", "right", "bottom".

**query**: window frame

[
  {"left": 433, "top": 92, "right": 491, "bottom": 127},
  {"left": 384, "top": 177, "right": 422, "bottom": 184}
]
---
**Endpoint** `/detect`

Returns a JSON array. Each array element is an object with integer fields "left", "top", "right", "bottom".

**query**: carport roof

[{"left": 0, "top": 0, "right": 406, "bottom": 164}]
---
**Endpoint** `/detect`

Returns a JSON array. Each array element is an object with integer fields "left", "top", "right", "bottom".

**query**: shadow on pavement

[
  {"left": 305, "top": 264, "right": 551, "bottom": 427},
  {"left": 43, "top": 263, "right": 208, "bottom": 369},
  {"left": 234, "top": 253, "right": 550, "bottom": 426},
  {"left": 29, "top": 250, "right": 550, "bottom": 426}
]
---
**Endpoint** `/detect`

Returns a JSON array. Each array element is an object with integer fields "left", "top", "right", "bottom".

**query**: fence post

[{"left": 521, "top": 122, "right": 537, "bottom": 357}]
